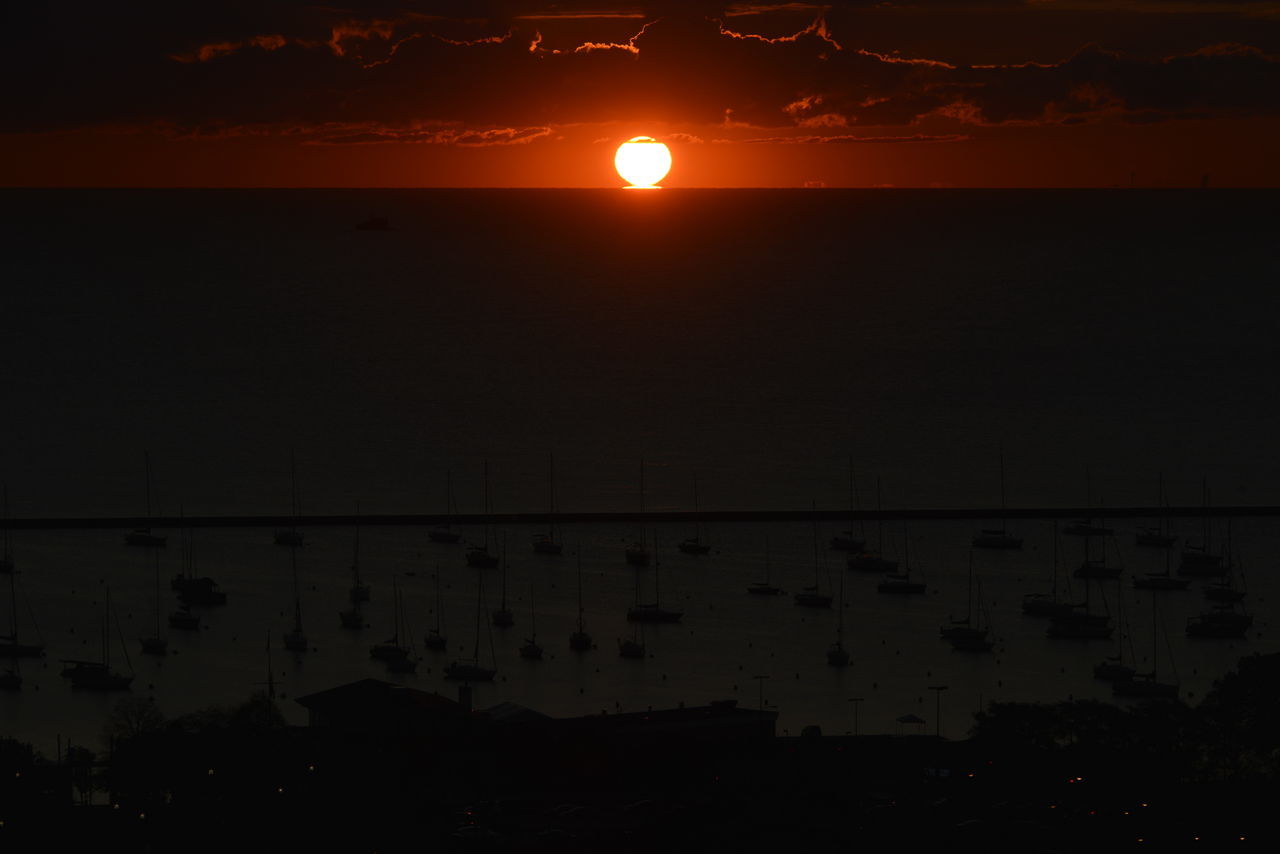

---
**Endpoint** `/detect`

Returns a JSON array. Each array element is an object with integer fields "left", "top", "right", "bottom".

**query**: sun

[{"left": 614, "top": 136, "right": 672, "bottom": 188}]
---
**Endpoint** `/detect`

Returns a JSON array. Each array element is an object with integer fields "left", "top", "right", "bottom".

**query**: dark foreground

[{"left": 5, "top": 653, "right": 1280, "bottom": 852}]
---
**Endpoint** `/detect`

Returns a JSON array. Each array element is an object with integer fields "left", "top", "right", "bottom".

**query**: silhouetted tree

[{"left": 103, "top": 696, "right": 166, "bottom": 749}]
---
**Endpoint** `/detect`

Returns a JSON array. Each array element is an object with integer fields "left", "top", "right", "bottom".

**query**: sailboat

[
  {"left": 1022, "top": 523, "right": 1080, "bottom": 616},
  {"left": 339, "top": 520, "right": 366, "bottom": 628},
  {"left": 625, "top": 459, "right": 651, "bottom": 567},
  {"left": 491, "top": 536, "right": 514, "bottom": 627},
  {"left": 465, "top": 460, "right": 500, "bottom": 568},
  {"left": 618, "top": 572, "right": 647, "bottom": 658},
  {"left": 1133, "top": 534, "right": 1190, "bottom": 590},
  {"left": 1072, "top": 526, "right": 1122, "bottom": 580},
  {"left": 1062, "top": 468, "right": 1113, "bottom": 537},
  {"left": 1114, "top": 590, "right": 1179, "bottom": 699},
  {"left": 877, "top": 521, "right": 926, "bottom": 595},
  {"left": 428, "top": 469, "right": 462, "bottom": 544},
  {"left": 830, "top": 458, "right": 865, "bottom": 552},
  {"left": 533, "top": 453, "right": 563, "bottom": 555},
  {"left": 1204, "top": 541, "right": 1247, "bottom": 603},
  {"left": 339, "top": 599, "right": 364, "bottom": 630},
  {"left": 125, "top": 451, "right": 167, "bottom": 547},
  {"left": 941, "top": 553, "right": 988, "bottom": 642},
  {"left": 1186, "top": 602, "right": 1253, "bottom": 638},
  {"left": 168, "top": 526, "right": 201, "bottom": 630},
  {"left": 64, "top": 589, "right": 134, "bottom": 690},
  {"left": 1136, "top": 474, "right": 1177, "bottom": 548},
  {"left": 948, "top": 580, "right": 995, "bottom": 652},
  {"left": 349, "top": 506, "right": 371, "bottom": 603},
  {"left": 385, "top": 584, "right": 419, "bottom": 674},
  {"left": 1046, "top": 576, "right": 1113, "bottom": 639},
  {"left": 0, "top": 652, "right": 19, "bottom": 690},
  {"left": 423, "top": 568, "right": 448, "bottom": 651},
  {"left": 1, "top": 485, "right": 14, "bottom": 574},
  {"left": 273, "top": 450, "right": 304, "bottom": 547},
  {"left": 1178, "top": 478, "right": 1225, "bottom": 577},
  {"left": 1094, "top": 578, "right": 1136, "bottom": 681},
  {"left": 747, "top": 536, "right": 783, "bottom": 595},
  {"left": 170, "top": 510, "right": 226, "bottom": 605},
  {"left": 848, "top": 477, "right": 898, "bottom": 573},
  {"left": 677, "top": 472, "right": 711, "bottom": 555},
  {"left": 795, "top": 513, "right": 834, "bottom": 608},
  {"left": 0, "top": 568, "right": 44, "bottom": 658},
  {"left": 444, "top": 569, "right": 497, "bottom": 681},
  {"left": 826, "top": 570, "right": 850, "bottom": 666},
  {"left": 139, "top": 551, "right": 168, "bottom": 654},
  {"left": 519, "top": 582, "right": 543, "bottom": 659},
  {"left": 628, "top": 538, "right": 683, "bottom": 622},
  {"left": 283, "top": 547, "right": 308, "bottom": 652},
  {"left": 972, "top": 452, "right": 1022, "bottom": 549},
  {"left": 569, "top": 549, "right": 592, "bottom": 651},
  {"left": 370, "top": 576, "right": 413, "bottom": 661}
]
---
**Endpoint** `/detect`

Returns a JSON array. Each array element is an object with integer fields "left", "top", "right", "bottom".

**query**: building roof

[{"left": 295, "top": 679, "right": 460, "bottom": 716}]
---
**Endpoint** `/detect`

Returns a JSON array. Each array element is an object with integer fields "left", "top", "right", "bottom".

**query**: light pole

[
  {"left": 847, "top": 697, "right": 864, "bottom": 736},
  {"left": 928, "top": 685, "right": 949, "bottom": 738}
]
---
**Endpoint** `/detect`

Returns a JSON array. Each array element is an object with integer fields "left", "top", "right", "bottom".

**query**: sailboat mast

[
  {"left": 434, "top": 567, "right": 442, "bottom": 633},
  {"left": 576, "top": 548, "right": 585, "bottom": 631},
  {"left": 265, "top": 630, "right": 275, "bottom": 699},
  {"left": 143, "top": 451, "right": 153, "bottom": 523},
  {"left": 811, "top": 503, "right": 820, "bottom": 589},
  {"left": 967, "top": 551, "right": 975, "bottom": 624},
  {"left": 2, "top": 483, "right": 10, "bottom": 565},
  {"left": 291, "top": 547, "right": 303, "bottom": 633},
  {"left": 549, "top": 453, "right": 556, "bottom": 541},
  {"left": 876, "top": 476, "right": 884, "bottom": 555},
  {"left": 103, "top": 588, "right": 110, "bottom": 668},
  {"left": 693, "top": 471, "right": 701, "bottom": 541},
  {"left": 998, "top": 450, "right": 1007, "bottom": 531},
  {"left": 153, "top": 552, "right": 161, "bottom": 638},
  {"left": 473, "top": 570, "right": 483, "bottom": 662},
  {"left": 654, "top": 534, "right": 661, "bottom": 605},
  {"left": 289, "top": 448, "right": 299, "bottom": 521},
  {"left": 445, "top": 469, "right": 454, "bottom": 530}
]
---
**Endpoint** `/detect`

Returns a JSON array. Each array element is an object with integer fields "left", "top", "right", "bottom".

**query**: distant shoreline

[{"left": 6, "top": 504, "right": 1277, "bottom": 529}]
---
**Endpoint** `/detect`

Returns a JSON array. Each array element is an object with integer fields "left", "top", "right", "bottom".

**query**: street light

[
  {"left": 847, "top": 697, "right": 864, "bottom": 736},
  {"left": 927, "top": 685, "right": 949, "bottom": 738}
]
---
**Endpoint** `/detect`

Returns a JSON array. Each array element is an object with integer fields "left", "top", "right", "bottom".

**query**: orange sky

[{"left": 3, "top": 2, "right": 1279, "bottom": 187}]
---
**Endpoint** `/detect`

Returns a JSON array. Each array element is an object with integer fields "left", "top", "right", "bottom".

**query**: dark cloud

[
  {"left": 734, "top": 133, "right": 971, "bottom": 143},
  {"left": 2, "top": 1, "right": 1277, "bottom": 140}
]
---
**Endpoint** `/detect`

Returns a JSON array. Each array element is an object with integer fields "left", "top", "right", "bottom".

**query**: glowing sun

[{"left": 614, "top": 136, "right": 672, "bottom": 188}]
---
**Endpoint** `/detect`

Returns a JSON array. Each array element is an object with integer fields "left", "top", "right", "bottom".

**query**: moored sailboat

[
  {"left": 423, "top": 568, "right": 448, "bottom": 651},
  {"left": 429, "top": 469, "right": 462, "bottom": 544},
  {"left": 444, "top": 569, "right": 497, "bottom": 681},
  {"left": 972, "top": 451, "right": 1022, "bottom": 549},
  {"left": 624, "top": 459, "right": 651, "bottom": 566},
  {"left": 533, "top": 453, "right": 563, "bottom": 555},
  {"left": 569, "top": 549, "right": 592, "bottom": 652},
  {"left": 125, "top": 451, "right": 167, "bottom": 547},
  {"left": 848, "top": 477, "right": 898, "bottom": 573},
  {"left": 65, "top": 589, "right": 134, "bottom": 690},
  {"left": 465, "top": 460, "right": 500, "bottom": 568}
]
